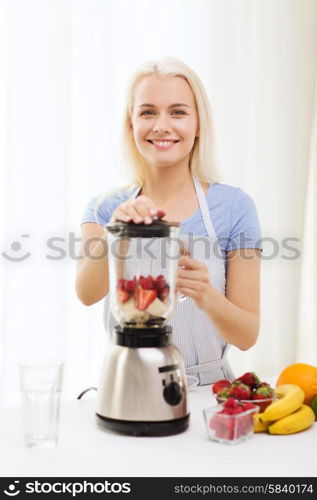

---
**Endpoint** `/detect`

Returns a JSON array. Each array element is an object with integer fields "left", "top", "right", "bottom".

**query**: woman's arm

[
  {"left": 75, "top": 223, "right": 109, "bottom": 305},
  {"left": 176, "top": 248, "right": 261, "bottom": 350},
  {"left": 208, "top": 248, "right": 261, "bottom": 350}
]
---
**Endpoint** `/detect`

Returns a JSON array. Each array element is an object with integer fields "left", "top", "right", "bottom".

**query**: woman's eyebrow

[{"left": 138, "top": 103, "right": 191, "bottom": 108}]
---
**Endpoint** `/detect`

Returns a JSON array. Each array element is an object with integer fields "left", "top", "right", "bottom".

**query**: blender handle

[{"left": 176, "top": 255, "right": 189, "bottom": 302}]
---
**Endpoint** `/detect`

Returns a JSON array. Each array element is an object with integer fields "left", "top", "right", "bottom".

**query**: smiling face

[{"left": 130, "top": 74, "right": 199, "bottom": 171}]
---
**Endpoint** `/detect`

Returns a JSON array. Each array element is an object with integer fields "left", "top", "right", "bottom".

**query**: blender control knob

[{"left": 163, "top": 381, "right": 182, "bottom": 406}]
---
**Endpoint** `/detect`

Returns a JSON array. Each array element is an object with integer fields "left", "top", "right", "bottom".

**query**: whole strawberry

[
  {"left": 234, "top": 372, "right": 260, "bottom": 390},
  {"left": 217, "top": 386, "right": 233, "bottom": 400},
  {"left": 231, "top": 382, "right": 252, "bottom": 400},
  {"left": 257, "top": 382, "right": 270, "bottom": 388},
  {"left": 223, "top": 397, "right": 238, "bottom": 409},
  {"left": 251, "top": 385, "right": 275, "bottom": 412},
  {"left": 242, "top": 401, "right": 258, "bottom": 411},
  {"left": 222, "top": 397, "right": 244, "bottom": 415},
  {"left": 212, "top": 379, "right": 231, "bottom": 395},
  {"left": 252, "top": 385, "right": 275, "bottom": 401}
]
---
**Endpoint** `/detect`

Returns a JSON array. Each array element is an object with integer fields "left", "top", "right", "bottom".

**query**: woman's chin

[{"left": 143, "top": 155, "right": 190, "bottom": 170}]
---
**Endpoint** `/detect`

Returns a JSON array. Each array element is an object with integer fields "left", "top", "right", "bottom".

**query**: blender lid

[{"left": 106, "top": 219, "right": 180, "bottom": 238}]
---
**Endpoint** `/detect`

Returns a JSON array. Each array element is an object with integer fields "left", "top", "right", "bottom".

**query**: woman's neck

[{"left": 140, "top": 167, "right": 196, "bottom": 205}]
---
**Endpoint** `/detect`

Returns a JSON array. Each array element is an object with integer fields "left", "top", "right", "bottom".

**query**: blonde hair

[{"left": 121, "top": 56, "right": 221, "bottom": 186}]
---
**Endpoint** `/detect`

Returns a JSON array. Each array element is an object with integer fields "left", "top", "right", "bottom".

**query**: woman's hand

[
  {"left": 176, "top": 256, "right": 214, "bottom": 312},
  {"left": 110, "top": 195, "right": 165, "bottom": 224}
]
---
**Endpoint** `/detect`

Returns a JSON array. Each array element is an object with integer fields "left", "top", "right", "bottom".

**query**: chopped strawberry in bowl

[
  {"left": 213, "top": 372, "right": 276, "bottom": 413},
  {"left": 203, "top": 398, "right": 259, "bottom": 444}
]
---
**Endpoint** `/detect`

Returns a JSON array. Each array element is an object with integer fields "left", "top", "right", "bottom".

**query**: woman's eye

[
  {"left": 140, "top": 110, "right": 155, "bottom": 116},
  {"left": 171, "top": 109, "right": 186, "bottom": 115}
]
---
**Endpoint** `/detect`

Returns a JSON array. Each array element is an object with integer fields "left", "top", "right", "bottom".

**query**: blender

[{"left": 96, "top": 219, "right": 189, "bottom": 436}]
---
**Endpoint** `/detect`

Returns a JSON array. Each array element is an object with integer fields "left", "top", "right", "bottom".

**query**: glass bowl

[
  {"left": 203, "top": 404, "right": 259, "bottom": 444},
  {"left": 216, "top": 396, "right": 275, "bottom": 413}
]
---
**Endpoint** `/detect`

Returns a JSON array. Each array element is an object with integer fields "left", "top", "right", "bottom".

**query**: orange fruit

[{"left": 276, "top": 363, "right": 317, "bottom": 405}]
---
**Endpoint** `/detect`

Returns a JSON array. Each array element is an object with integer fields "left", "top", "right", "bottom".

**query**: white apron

[{"left": 104, "top": 175, "right": 236, "bottom": 385}]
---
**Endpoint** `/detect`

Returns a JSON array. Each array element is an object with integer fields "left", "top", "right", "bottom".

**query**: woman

[{"left": 76, "top": 57, "right": 262, "bottom": 384}]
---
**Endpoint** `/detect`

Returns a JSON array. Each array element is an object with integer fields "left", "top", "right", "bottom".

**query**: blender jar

[{"left": 106, "top": 220, "right": 181, "bottom": 328}]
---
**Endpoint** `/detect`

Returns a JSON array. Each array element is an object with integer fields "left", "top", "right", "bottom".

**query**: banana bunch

[{"left": 254, "top": 384, "right": 315, "bottom": 435}]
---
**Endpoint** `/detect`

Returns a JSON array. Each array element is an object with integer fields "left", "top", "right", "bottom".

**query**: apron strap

[
  {"left": 185, "top": 343, "right": 230, "bottom": 374},
  {"left": 131, "top": 186, "right": 141, "bottom": 198},
  {"left": 192, "top": 176, "right": 216, "bottom": 240}
]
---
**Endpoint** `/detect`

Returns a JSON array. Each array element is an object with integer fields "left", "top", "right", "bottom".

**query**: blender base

[{"left": 96, "top": 413, "right": 190, "bottom": 437}]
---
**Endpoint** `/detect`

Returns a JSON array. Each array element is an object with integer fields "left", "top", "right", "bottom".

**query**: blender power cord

[{"left": 77, "top": 386, "right": 97, "bottom": 399}]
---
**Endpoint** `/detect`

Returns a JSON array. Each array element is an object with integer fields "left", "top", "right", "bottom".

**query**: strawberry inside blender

[{"left": 117, "top": 274, "right": 170, "bottom": 325}]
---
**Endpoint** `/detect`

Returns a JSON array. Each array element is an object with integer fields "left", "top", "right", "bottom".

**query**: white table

[{"left": 0, "top": 384, "right": 316, "bottom": 477}]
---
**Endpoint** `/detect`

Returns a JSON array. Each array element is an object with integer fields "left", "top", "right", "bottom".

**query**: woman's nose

[{"left": 153, "top": 115, "right": 171, "bottom": 133}]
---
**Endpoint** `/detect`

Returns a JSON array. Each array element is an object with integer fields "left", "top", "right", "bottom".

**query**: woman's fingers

[
  {"left": 111, "top": 195, "right": 165, "bottom": 224},
  {"left": 177, "top": 269, "right": 208, "bottom": 281},
  {"left": 178, "top": 256, "right": 204, "bottom": 270},
  {"left": 175, "top": 287, "right": 200, "bottom": 300},
  {"left": 176, "top": 258, "right": 211, "bottom": 299},
  {"left": 176, "top": 277, "right": 208, "bottom": 290},
  {"left": 157, "top": 209, "right": 166, "bottom": 219},
  {"left": 132, "top": 196, "right": 157, "bottom": 223},
  {"left": 112, "top": 203, "right": 140, "bottom": 223},
  {"left": 179, "top": 241, "right": 191, "bottom": 258},
  {"left": 177, "top": 281, "right": 200, "bottom": 292}
]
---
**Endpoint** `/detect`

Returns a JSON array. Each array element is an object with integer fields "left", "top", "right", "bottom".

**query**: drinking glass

[{"left": 19, "top": 361, "right": 63, "bottom": 449}]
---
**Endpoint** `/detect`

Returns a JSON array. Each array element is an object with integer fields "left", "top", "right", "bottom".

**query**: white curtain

[
  {"left": 297, "top": 70, "right": 317, "bottom": 363},
  {"left": 1, "top": 0, "right": 316, "bottom": 407}
]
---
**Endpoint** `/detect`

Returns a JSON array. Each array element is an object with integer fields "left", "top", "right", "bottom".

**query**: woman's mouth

[{"left": 146, "top": 139, "right": 180, "bottom": 150}]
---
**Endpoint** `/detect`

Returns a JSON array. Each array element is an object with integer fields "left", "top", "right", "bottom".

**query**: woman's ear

[{"left": 129, "top": 122, "right": 134, "bottom": 134}]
